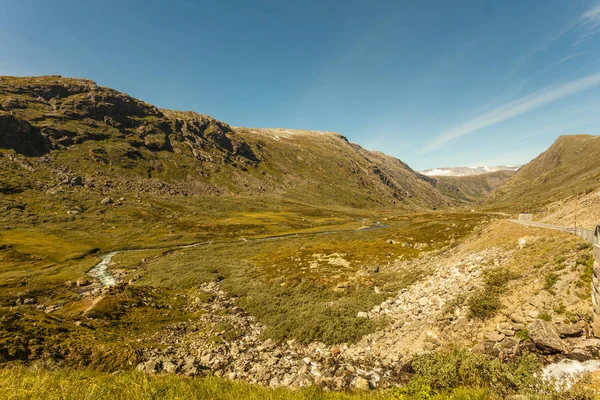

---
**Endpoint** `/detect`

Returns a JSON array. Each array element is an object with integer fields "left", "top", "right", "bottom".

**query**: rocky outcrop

[
  {"left": 0, "top": 77, "right": 258, "bottom": 165},
  {"left": 0, "top": 113, "right": 48, "bottom": 156}
]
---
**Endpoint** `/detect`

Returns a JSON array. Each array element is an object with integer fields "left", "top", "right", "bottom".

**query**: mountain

[
  {"left": 0, "top": 75, "right": 452, "bottom": 210},
  {"left": 431, "top": 170, "right": 515, "bottom": 204},
  {"left": 420, "top": 165, "right": 520, "bottom": 177},
  {"left": 486, "top": 134, "right": 600, "bottom": 211}
]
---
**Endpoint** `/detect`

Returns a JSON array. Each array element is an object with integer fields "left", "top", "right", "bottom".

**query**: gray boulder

[{"left": 528, "top": 320, "right": 565, "bottom": 354}]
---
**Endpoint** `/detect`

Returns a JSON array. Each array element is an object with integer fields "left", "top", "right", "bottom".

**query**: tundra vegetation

[{"left": 1, "top": 77, "right": 599, "bottom": 399}]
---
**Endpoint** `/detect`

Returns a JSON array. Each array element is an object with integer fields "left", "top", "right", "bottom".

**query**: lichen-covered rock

[{"left": 529, "top": 320, "right": 566, "bottom": 354}]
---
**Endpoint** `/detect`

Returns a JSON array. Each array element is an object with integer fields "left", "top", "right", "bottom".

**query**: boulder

[
  {"left": 76, "top": 278, "right": 90, "bottom": 287},
  {"left": 528, "top": 320, "right": 566, "bottom": 354},
  {"left": 353, "top": 377, "right": 371, "bottom": 391},
  {"left": 557, "top": 324, "right": 584, "bottom": 338}
]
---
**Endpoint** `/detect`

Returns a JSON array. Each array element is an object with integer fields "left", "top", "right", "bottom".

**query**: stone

[
  {"left": 353, "top": 377, "right": 371, "bottom": 391},
  {"left": 528, "top": 320, "right": 565, "bottom": 354},
  {"left": 593, "top": 315, "right": 600, "bottom": 339},
  {"left": 485, "top": 331, "right": 505, "bottom": 342},
  {"left": 557, "top": 325, "right": 584, "bottom": 338},
  {"left": 76, "top": 277, "right": 90, "bottom": 287},
  {"left": 518, "top": 238, "right": 527, "bottom": 249},
  {"left": 101, "top": 197, "right": 113, "bottom": 205},
  {"left": 70, "top": 176, "right": 83, "bottom": 186},
  {"left": 357, "top": 311, "right": 368, "bottom": 318}
]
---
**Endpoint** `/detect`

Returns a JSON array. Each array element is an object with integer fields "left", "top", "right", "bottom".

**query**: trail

[{"left": 87, "top": 224, "right": 389, "bottom": 286}]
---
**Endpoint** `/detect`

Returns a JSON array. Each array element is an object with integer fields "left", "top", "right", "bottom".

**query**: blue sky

[{"left": 2, "top": 0, "right": 600, "bottom": 170}]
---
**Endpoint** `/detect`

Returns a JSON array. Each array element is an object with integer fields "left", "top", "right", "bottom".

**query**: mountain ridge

[{"left": 0, "top": 75, "right": 454, "bottom": 210}]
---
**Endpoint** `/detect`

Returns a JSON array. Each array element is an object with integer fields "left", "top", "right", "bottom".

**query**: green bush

[
  {"left": 467, "top": 290, "right": 501, "bottom": 319},
  {"left": 404, "top": 349, "right": 542, "bottom": 397},
  {"left": 467, "top": 268, "right": 517, "bottom": 319}
]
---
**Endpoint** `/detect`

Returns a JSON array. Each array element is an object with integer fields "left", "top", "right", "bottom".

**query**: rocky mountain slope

[
  {"left": 0, "top": 75, "right": 452, "bottom": 210},
  {"left": 420, "top": 165, "right": 519, "bottom": 177},
  {"left": 487, "top": 134, "right": 600, "bottom": 211}
]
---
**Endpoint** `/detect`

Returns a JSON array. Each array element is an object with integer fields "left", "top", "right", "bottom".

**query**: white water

[
  {"left": 87, "top": 252, "right": 118, "bottom": 286},
  {"left": 542, "top": 359, "right": 600, "bottom": 390}
]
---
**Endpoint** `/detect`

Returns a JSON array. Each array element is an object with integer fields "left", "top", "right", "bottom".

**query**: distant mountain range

[{"left": 420, "top": 165, "right": 521, "bottom": 177}]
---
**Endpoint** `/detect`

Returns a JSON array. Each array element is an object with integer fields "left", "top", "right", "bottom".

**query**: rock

[
  {"left": 364, "top": 265, "right": 379, "bottom": 274},
  {"left": 518, "top": 238, "right": 527, "bottom": 249},
  {"left": 528, "top": 320, "right": 566, "bottom": 354},
  {"left": 76, "top": 278, "right": 90, "bottom": 287},
  {"left": 357, "top": 311, "right": 368, "bottom": 319},
  {"left": 162, "top": 360, "right": 178, "bottom": 374},
  {"left": 69, "top": 176, "right": 83, "bottom": 186},
  {"left": 74, "top": 321, "right": 93, "bottom": 329},
  {"left": 510, "top": 313, "right": 528, "bottom": 324},
  {"left": 0, "top": 113, "right": 49, "bottom": 156},
  {"left": 386, "top": 239, "right": 397, "bottom": 245},
  {"left": 353, "top": 377, "right": 371, "bottom": 391},
  {"left": 485, "top": 331, "right": 505, "bottom": 342},
  {"left": 567, "top": 347, "right": 594, "bottom": 361},
  {"left": 101, "top": 197, "right": 113, "bottom": 205},
  {"left": 593, "top": 315, "right": 600, "bottom": 339},
  {"left": 528, "top": 310, "right": 539, "bottom": 319},
  {"left": 136, "top": 359, "right": 162, "bottom": 374},
  {"left": 557, "top": 325, "right": 584, "bottom": 338}
]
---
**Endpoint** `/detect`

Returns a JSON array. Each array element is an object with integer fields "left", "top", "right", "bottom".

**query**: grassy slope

[
  {"left": 486, "top": 134, "right": 600, "bottom": 211},
  {"left": 0, "top": 75, "right": 452, "bottom": 211},
  {"left": 432, "top": 171, "right": 515, "bottom": 204}
]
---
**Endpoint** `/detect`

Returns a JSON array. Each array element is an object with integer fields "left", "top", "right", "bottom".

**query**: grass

[
  {"left": 0, "top": 367, "right": 496, "bottom": 400},
  {"left": 2, "top": 350, "right": 597, "bottom": 400}
]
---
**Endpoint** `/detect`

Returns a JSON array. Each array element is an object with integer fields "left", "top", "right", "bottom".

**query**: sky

[{"left": 1, "top": 0, "right": 600, "bottom": 170}]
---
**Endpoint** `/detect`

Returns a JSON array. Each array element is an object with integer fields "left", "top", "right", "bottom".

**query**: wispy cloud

[
  {"left": 422, "top": 71, "right": 600, "bottom": 152},
  {"left": 547, "top": 52, "right": 586, "bottom": 68},
  {"left": 574, "top": 4, "right": 600, "bottom": 45},
  {"left": 508, "top": 3, "right": 600, "bottom": 78}
]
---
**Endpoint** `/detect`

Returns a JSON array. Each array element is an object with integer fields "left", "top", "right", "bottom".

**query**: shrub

[
  {"left": 403, "top": 348, "right": 543, "bottom": 397},
  {"left": 544, "top": 273, "right": 559, "bottom": 294},
  {"left": 539, "top": 312, "right": 552, "bottom": 322},
  {"left": 515, "top": 329, "right": 530, "bottom": 342},
  {"left": 467, "top": 290, "right": 501, "bottom": 319},
  {"left": 467, "top": 268, "right": 517, "bottom": 319}
]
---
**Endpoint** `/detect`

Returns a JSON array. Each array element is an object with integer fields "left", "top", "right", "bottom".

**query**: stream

[
  {"left": 542, "top": 359, "right": 600, "bottom": 391},
  {"left": 87, "top": 224, "right": 390, "bottom": 287}
]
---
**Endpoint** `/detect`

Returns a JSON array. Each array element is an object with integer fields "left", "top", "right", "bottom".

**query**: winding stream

[{"left": 87, "top": 224, "right": 390, "bottom": 287}]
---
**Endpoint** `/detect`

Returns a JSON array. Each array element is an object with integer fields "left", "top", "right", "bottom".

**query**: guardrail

[{"left": 510, "top": 220, "right": 598, "bottom": 245}]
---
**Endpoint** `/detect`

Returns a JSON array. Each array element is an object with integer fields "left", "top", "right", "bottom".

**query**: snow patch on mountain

[{"left": 420, "top": 165, "right": 520, "bottom": 177}]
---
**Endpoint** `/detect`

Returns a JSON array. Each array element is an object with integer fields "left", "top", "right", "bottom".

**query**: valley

[{"left": 1, "top": 76, "right": 600, "bottom": 399}]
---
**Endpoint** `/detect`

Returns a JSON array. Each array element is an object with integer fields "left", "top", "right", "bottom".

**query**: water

[
  {"left": 87, "top": 252, "right": 118, "bottom": 286},
  {"left": 542, "top": 359, "right": 600, "bottom": 390}
]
